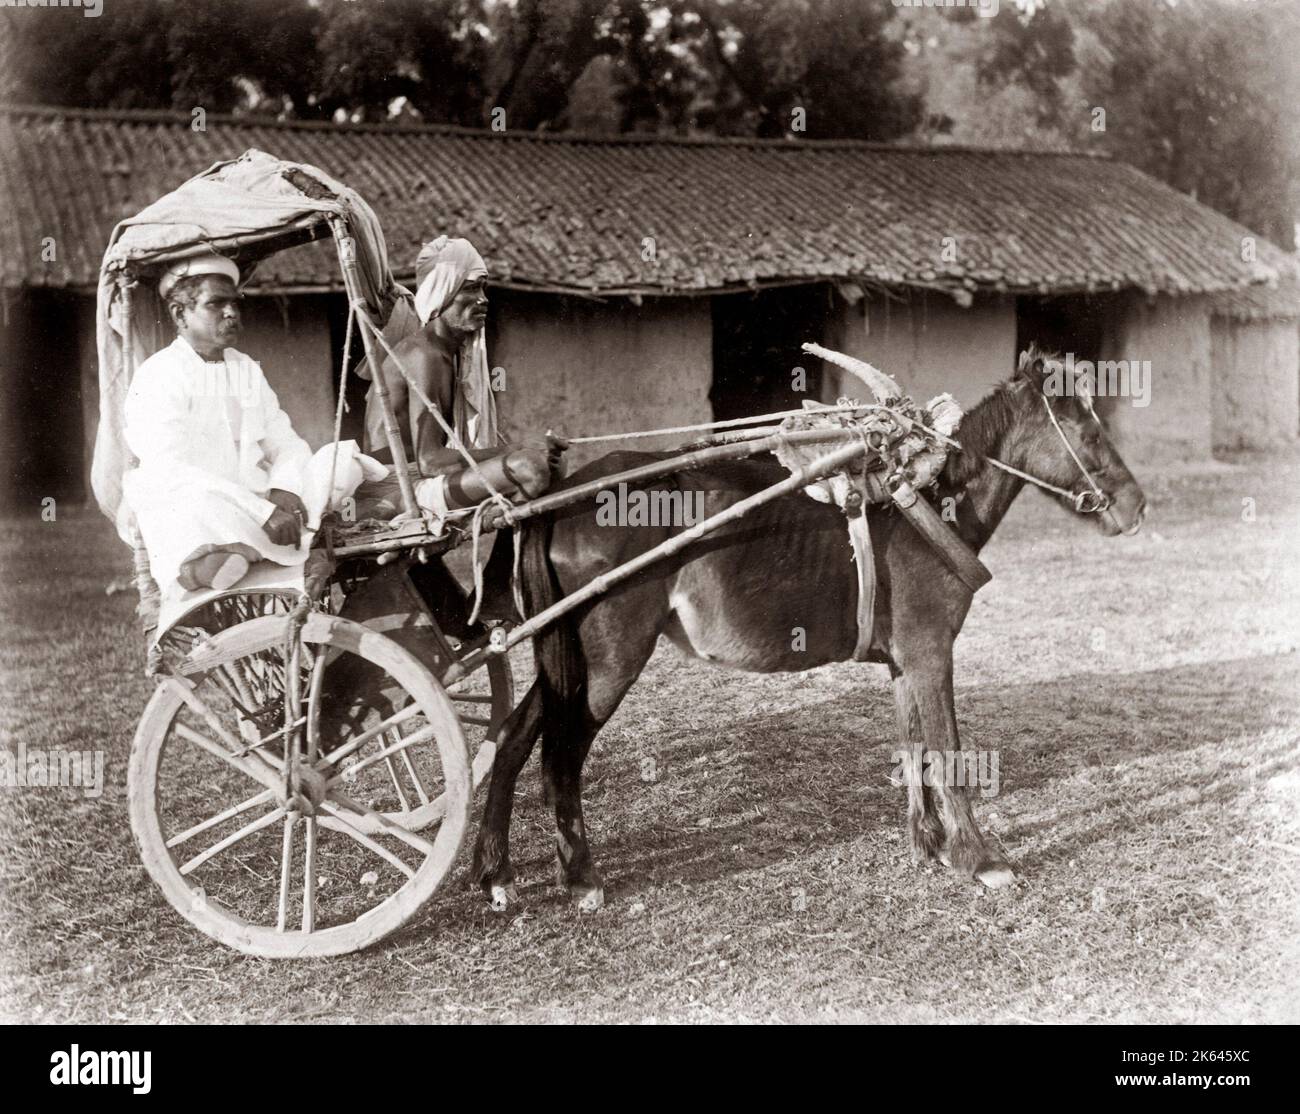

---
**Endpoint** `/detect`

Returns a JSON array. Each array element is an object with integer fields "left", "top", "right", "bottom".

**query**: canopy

[{"left": 92, "top": 149, "right": 401, "bottom": 540}]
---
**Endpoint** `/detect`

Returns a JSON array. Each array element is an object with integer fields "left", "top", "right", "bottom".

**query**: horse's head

[{"left": 1005, "top": 345, "right": 1147, "bottom": 536}]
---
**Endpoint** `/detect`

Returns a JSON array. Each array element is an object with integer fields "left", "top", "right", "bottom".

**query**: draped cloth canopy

[{"left": 93, "top": 149, "right": 402, "bottom": 542}]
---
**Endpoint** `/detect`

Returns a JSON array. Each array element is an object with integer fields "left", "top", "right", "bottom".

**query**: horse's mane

[
  {"left": 939, "top": 383, "right": 1018, "bottom": 488},
  {"left": 941, "top": 344, "right": 1063, "bottom": 489}
]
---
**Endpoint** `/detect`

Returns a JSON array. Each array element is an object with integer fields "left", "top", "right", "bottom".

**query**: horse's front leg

[
  {"left": 891, "top": 665, "right": 945, "bottom": 864},
  {"left": 472, "top": 682, "right": 544, "bottom": 911},
  {"left": 910, "top": 661, "right": 1017, "bottom": 889}
]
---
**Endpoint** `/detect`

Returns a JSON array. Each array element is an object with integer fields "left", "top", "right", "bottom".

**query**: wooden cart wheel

[
  {"left": 331, "top": 563, "right": 514, "bottom": 832},
  {"left": 128, "top": 611, "right": 470, "bottom": 958},
  {"left": 317, "top": 630, "right": 513, "bottom": 835}
]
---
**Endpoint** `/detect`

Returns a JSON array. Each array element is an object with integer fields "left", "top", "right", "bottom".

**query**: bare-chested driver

[{"left": 362, "top": 236, "right": 561, "bottom": 517}]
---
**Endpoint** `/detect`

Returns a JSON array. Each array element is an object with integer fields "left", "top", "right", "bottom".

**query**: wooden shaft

[
  {"left": 442, "top": 438, "right": 871, "bottom": 684},
  {"left": 483, "top": 426, "right": 875, "bottom": 530},
  {"left": 328, "top": 426, "right": 873, "bottom": 560},
  {"left": 890, "top": 481, "right": 992, "bottom": 592},
  {"left": 330, "top": 220, "right": 418, "bottom": 519}
]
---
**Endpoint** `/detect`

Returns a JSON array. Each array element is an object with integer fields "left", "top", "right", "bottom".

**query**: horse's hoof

[
  {"left": 975, "top": 861, "right": 1017, "bottom": 889},
  {"left": 573, "top": 885, "right": 605, "bottom": 913},
  {"left": 488, "top": 882, "right": 518, "bottom": 912}
]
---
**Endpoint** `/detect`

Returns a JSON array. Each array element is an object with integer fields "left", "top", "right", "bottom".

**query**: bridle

[
  {"left": 986, "top": 394, "right": 1113, "bottom": 517},
  {"left": 929, "top": 389, "right": 1117, "bottom": 521}
]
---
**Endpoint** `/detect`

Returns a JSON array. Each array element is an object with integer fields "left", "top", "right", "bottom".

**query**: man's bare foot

[{"left": 178, "top": 543, "right": 258, "bottom": 591}]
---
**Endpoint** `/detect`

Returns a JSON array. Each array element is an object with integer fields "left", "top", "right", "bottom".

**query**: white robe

[{"left": 123, "top": 337, "right": 316, "bottom": 588}]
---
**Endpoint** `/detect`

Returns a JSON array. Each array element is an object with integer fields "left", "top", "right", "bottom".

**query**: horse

[{"left": 471, "top": 347, "right": 1147, "bottom": 911}]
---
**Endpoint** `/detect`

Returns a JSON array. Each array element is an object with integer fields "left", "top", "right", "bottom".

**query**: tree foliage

[
  {"left": 896, "top": 0, "right": 1298, "bottom": 248},
  {"left": 1077, "top": 0, "right": 1298, "bottom": 249}
]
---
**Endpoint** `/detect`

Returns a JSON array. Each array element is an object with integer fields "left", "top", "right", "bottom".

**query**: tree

[
  {"left": 678, "top": 0, "right": 922, "bottom": 140},
  {"left": 0, "top": 0, "right": 316, "bottom": 115},
  {"left": 894, "top": 0, "right": 1299, "bottom": 248},
  {"left": 312, "top": 0, "right": 488, "bottom": 125},
  {"left": 1077, "top": 0, "right": 1299, "bottom": 248},
  {"left": 0, "top": 0, "right": 171, "bottom": 111}
]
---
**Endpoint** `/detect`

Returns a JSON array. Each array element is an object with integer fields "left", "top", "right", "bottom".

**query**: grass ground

[{"left": 1, "top": 449, "right": 1298, "bottom": 1024}]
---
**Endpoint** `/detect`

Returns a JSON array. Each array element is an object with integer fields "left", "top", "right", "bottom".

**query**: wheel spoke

[
  {"left": 330, "top": 722, "right": 436, "bottom": 783},
  {"left": 397, "top": 731, "right": 431, "bottom": 805},
  {"left": 383, "top": 754, "right": 412, "bottom": 813},
  {"left": 446, "top": 692, "right": 494, "bottom": 704},
  {"left": 302, "top": 818, "right": 317, "bottom": 933},
  {"left": 179, "top": 805, "right": 287, "bottom": 876},
  {"left": 172, "top": 721, "right": 282, "bottom": 795},
  {"left": 166, "top": 787, "right": 276, "bottom": 849},
  {"left": 326, "top": 789, "right": 439, "bottom": 858},
  {"left": 244, "top": 717, "right": 304, "bottom": 760},
  {"left": 277, "top": 814, "right": 296, "bottom": 931},
  {"left": 317, "top": 804, "right": 417, "bottom": 880},
  {"left": 171, "top": 673, "right": 290, "bottom": 770},
  {"left": 316, "top": 701, "right": 424, "bottom": 770},
  {"left": 459, "top": 715, "right": 493, "bottom": 727}
]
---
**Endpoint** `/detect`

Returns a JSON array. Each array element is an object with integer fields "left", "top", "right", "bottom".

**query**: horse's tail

[{"left": 519, "top": 517, "right": 585, "bottom": 800}]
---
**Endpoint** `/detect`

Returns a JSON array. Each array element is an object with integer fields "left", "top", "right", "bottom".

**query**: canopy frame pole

[{"left": 328, "top": 217, "right": 419, "bottom": 520}]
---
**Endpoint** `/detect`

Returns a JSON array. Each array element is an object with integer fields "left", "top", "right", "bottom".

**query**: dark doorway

[
  {"left": 711, "top": 285, "right": 830, "bottom": 421},
  {"left": 0, "top": 290, "right": 86, "bottom": 511},
  {"left": 1016, "top": 292, "right": 1122, "bottom": 417},
  {"left": 1015, "top": 293, "right": 1117, "bottom": 367}
]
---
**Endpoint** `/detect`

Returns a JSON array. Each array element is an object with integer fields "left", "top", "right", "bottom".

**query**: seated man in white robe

[{"left": 124, "top": 252, "right": 317, "bottom": 593}]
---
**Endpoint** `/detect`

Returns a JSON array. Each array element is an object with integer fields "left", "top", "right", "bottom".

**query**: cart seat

[{"left": 153, "top": 559, "right": 308, "bottom": 647}]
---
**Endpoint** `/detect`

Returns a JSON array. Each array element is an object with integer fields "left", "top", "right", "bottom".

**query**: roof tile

[{"left": 0, "top": 104, "right": 1292, "bottom": 299}]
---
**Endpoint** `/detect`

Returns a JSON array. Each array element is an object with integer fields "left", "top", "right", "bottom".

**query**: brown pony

[{"left": 471, "top": 348, "right": 1147, "bottom": 910}]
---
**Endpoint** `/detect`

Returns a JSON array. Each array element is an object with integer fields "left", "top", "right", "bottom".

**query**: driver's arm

[{"left": 398, "top": 344, "right": 456, "bottom": 476}]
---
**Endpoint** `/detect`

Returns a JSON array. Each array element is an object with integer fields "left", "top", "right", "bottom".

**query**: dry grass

[{"left": 1, "top": 449, "right": 1298, "bottom": 1024}]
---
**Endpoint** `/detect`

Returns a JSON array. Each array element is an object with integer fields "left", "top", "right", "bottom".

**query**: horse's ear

[{"left": 1016, "top": 347, "right": 1046, "bottom": 381}]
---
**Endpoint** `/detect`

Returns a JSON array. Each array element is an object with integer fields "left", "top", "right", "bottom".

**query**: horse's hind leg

[
  {"left": 542, "top": 607, "right": 660, "bottom": 911},
  {"left": 546, "top": 717, "right": 606, "bottom": 911},
  {"left": 471, "top": 681, "right": 543, "bottom": 911}
]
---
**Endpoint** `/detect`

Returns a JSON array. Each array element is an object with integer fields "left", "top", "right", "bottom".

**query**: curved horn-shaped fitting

[{"left": 801, "top": 342, "right": 903, "bottom": 403}]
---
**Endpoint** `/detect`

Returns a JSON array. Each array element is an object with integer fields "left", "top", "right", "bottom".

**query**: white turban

[{"left": 413, "top": 236, "right": 486, "bottom": 325}]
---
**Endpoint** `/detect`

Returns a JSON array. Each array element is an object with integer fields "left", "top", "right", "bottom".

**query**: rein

[{"left": 554, "top": 386, "right": 1117, "bottom": 520}]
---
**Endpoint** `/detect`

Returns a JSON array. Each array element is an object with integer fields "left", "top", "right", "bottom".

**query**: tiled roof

[
  {"left": 0, "top": 103, "right": 1292, "bottom": 298},
  {"left": 1211, "top": 279, "right": 1298, "bottom": 322}
]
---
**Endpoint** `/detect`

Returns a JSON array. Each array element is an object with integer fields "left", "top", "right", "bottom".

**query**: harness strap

[
  {"left": 983, "top": 455, "right": 1104, "bottom": 513},
  {"left": 1038, "top": 394, "right": 1115, "bottom": 519},
  {"left": 842, "top": 484, "right": 876, "bottom": 662}
]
